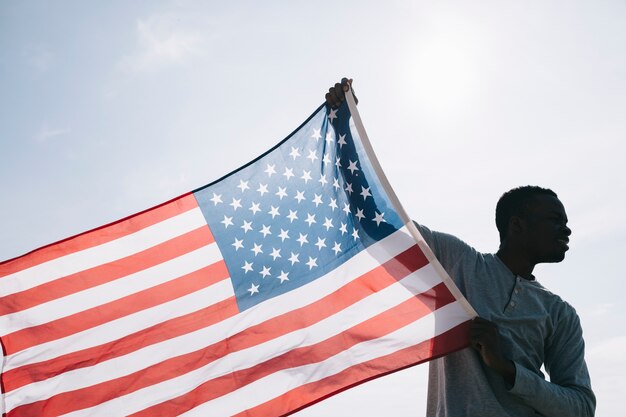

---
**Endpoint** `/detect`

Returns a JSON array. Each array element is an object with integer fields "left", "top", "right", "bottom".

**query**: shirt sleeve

[{"left": 508, "top": 306, "right": 596, "bottom": 416}]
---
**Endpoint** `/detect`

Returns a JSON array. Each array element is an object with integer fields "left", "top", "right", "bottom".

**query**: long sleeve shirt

[{"left": 416, "top": 225, "right": 596, "bottom": 417}]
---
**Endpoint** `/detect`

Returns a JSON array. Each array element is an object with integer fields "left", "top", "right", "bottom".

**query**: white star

[
  {"left": 328, "top": 108, "right": 338, "bottom": 122},
  {"left": 287, "top": 209, "right": 298, "bottom": 222},
  {"left": 268, "top": 206, "right": 280, "bottom": 218},
  {"left": 305, "top": 213, "right": 316, "bottom": 226},
  {"left": 342, "top": 203, "right": 351, "bottom": 214},
  {"left": 265, "top": 164, "right": 276, "bottom": 176},
  {"left": 323, "top": 153, "right": 332, "bottom": 165},
  {"left": 257, "top": 183, "right": 269, "bottom": 196},
  {"left": 260, "top": 266, "right": 271, "bottom": 278},
  {"left": 352, "top": 228, "right": 360, "bottom": 241},
  {"left": 323, "top": 217, "right": 334, "bottom": 230},
  {"left": 278, "top": 229, "right": 290, "bottom": 241},
  {"left": 275, "top": 186, "right": 288, "bottom": 200},
  {"left": 360, "top": 186, "right": 372, "bottom": 200},
  {"left": 241, "top": 220, "right": 253, "bottom": 233},
  {"left": 335, "top": 157, "right": 342, "bottom": 168},
  {"left": 270, "top": 247, "right": 281, "bottom": 260},
  {"left": 289, "top": 252, "right": 300, "bottom": 265},
  {"left": 247, "top": 282, "right": 259, "bottom": 295},
  {"left": 332, "top": 241, "right": 342, "bottom": 255},
  {"left": 237, "top": 180, "right": 250, "bottom": 192},
  {"left": 294, "top": 190, "right": 306, "bottom": 203},
  {"left": 325, "top": 131, "right": 334, "bottom": 144},
  {"left": 221, "top": 215, "right": 233, "bottom": 228},
  {"left": 315, "top": 237, "right": 327, "bottom": 250},
  {"left": 318, "top": 174, "right": 328, "bottom": 186},
  {"left": 328, "top": 198, "right": 338, "bottom": 211},
  {"left": 306, "top": 256, "right": 318, "bottom": 270},
  {"left": 339, "top": 222, "right": 348, "bottom": 235},
  {"left": 338, "top": 134, "right": 347, "bottom": 148},
  {"left": 210, "top": 193, "right": 223, "bottom": 205},
  {"left": 301, "top": 170, "right": 312, "bottom": 183},
  {"left": 372, "top": 211, "right": 386, "bottom": 226},
  {"left": 249, "top": 202, "right": 261, "bottom": 215},
  {"left": 311, "top": 128, "right": 322, "bottom": 141},
  {"left": 277, "top": 270, "right": 289, "bottom": 283},
  {"left": 289, "top": 147, "right": 301, "bottom": 159},
  {"left": 283, "top": 167, "right": 294, "bottom": 180},
  {"left": 259, "top": 224, "right": 271, "bottom": 237},
  {"left": 347, "top": 160, "right": 359, "bottom": 175},
  {"left": 230, "top": 198, "right": 242, "bottom": 210},
  {"left": 333, "top": 178, "right": 341, "bottom": 190},
  {"left": 355, "top": 208, "right": 365, "bottom": 221},
  {"left": 242, "top": 261, "right": 254, "bottom": 274},
  {"left": 345, "top": 182, "right": 353, "bottom": 194},
  {"left": 312, "top": 193, "right": 323, "bottom": 207},
  {"left": 232, "top": 238, "right": 244, "bottom": 251},
  {"left": 297, "top": 233, "right": 309, "bottom": 246},
  {"left": 251, "top": 243, "right": 263, "bottom": 256},
  {"left": 306, "top": 149, "right": 318, "bottom": 162}
]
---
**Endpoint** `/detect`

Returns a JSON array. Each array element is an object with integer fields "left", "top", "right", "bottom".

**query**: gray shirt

[{"left": 417, "top": 225, "right": 595, "bottom": 417}]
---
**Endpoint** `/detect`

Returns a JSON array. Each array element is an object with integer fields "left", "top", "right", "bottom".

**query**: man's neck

[{"left": 496, "top": 247, "right": 536, "bottom": 280}]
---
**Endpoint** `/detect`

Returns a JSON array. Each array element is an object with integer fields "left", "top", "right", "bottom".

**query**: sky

[{"left": 1, "top": 0, "right": 625, "bottom": 415}]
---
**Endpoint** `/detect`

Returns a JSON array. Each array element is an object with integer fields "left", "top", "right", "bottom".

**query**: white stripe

[
  {"left": 4, "top": 277, "right": 234, "bottom": 373},
  {"left": 0, "top": 208, "right": 207, "bottom": 297},
  {"left": 5, "top": 226, "right": 414, "bottom": 371},
  {"left": 187, "top": 302, "right": 468, "bottom": 417},
  {"left": 5, "top": 228, "right": 421, "bottom": 412},
  {"left": 0, "top": 243, "right": 222, "bottom": 335}
]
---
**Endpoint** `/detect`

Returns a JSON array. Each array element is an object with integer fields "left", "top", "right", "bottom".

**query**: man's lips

[{"left": 557, "top": 238, "right": 570, "bottom": 250}]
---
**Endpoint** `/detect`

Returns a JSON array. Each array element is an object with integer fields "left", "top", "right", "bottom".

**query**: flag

[{"left": 0, "top": 92, "right": 475, "bottom": 417}]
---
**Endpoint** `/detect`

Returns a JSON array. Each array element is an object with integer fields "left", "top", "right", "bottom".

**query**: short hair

[{"left": 495, "top": 186, "right": 558, "bottom": 241}]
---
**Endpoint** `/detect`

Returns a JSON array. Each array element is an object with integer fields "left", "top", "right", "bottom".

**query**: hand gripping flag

[{"left": 0, "top": 90, "right": 476, "bottom": 417}]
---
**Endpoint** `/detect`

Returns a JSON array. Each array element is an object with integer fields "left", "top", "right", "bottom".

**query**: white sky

[{"left": 1, "top": 1, "right": 625, "bottom": 415}]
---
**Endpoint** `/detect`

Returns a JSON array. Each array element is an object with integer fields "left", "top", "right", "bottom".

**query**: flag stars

[
  {"left": 257, "top": 183, "right": 269, "bottom": 196},
  {"left": 335, "top": 157, "right": 342, "bottom": 168},
  {"left": 338, "top": 134, "right": 347, "bottom": 148},
  {"left": 347, "top": 160, "right": 359, "bottom": 175},
  {"left": 328, "top": 198, "right": 338, "bottom": 211},
  {"left": 318, "top": 174, "right": 328, "bottom": 186},
  {"left": 264, "top": 164, "right": 276, "bottom": 177},
  {"left": 311, "top": 128, "right": 322, "bottom": 141},
  {"left": 247, "top": 283, "right": 260, "bottom": 295},
  {"left": 345, "top": 182, "right": 353, "bottom": 194},
  {"left": 277, "top": 270, "right": 289, "bottom": 283},
  {"left": 221, "top": 215, "right": 233, "bottom": 228},
  {"left": 268, "top": 206, "right": 280, "bottom": 218},
  {"left": 237, "top": 180, "right": 250, "bottom": 192},
  {"left": 352, "top": 228, "right": 360, "bottom": 241},
  {"left": 232, "top": 238, "right": 244, "bottom": 251},
  {"left": 289, "top": 252, "right": 300, "bottom": 265},
  {"left": 360, "top": 186, "right": 372, "bottom": 200},
  {"left": 289, "top": 147, "right": 301, "bottom": 159},
  {"left": 328, "top": 108, "right": 338, "bottom": 123},
  {"left": 323, "top": 153, "right": 332, "bottom": 165},
  {"left": 355, "top": 208, "right": 365, "bottom": 221},
  {"left": 275, "top": 186, "right": 288, "bottom": 200},
  {"left": 339, "top": 222, "right": 348, "bottom": 235},
  {"left": 372, "top": 211, "right": 386, "bottom": 226},
  {"left": 306, "top": 149, "right": 318, "bottom": 162},
  {"left": 230, "top": 198, "right": 242, "bottom": 210},
  {"left": 333, "top": 178, "right": 341, "bottom": 191},
  {"left": 325, "top": 131, "right": 334, "bottom": 144},
  {"left": 342, "top": 203, "right": 351, "bottom": 215},
  {"left": 259, "top": 224, "right": 272, "bottom": 237},
  {"left": 315, "top": 237, "right": 327, "bottom": 251},
  {"left": 278, "top": 229, "right": 290, "bottom": 242},
  {"left": 323, "top": 217, "right": 334, "bottom": 230},
  {"left": 312, "top": 194, "right": 323, "bottom": 207},
  {"left": 241, "top": 220, "right": 253, "bottom": 233},
  {"left": 249, "top": 202, "right": 261, "bottom": 215},
  {"left": 306, "top": 257, "right": 318, "bottom": 270},
  {"left": 301, "top": 170, "right": 312, "bottom": 183},
  {"left": 210, "top": 193, "right": 223, "bottom": 205},
  {"left": 251, "top": 243, "right": 263, "bottom": 256},
  {"left": 270, "top": 248, "right": 281, "bottom": 260},
  {"left": 332, "top": 241, "right": 342, "bottom": 255},
  {"left": 283, "top": 167, "right": 295, "bottom": 180},
  {"left": 305, "top": 213, "right": 316, "bottom": 226},
  {"left": 242, "top": 261, "right": 254, "bottom": 274},
  {"left": 294, "top": 190, "right": 306, "bottom": 203},
  {"left": 260, "top": 266, "right": 271, "bottom": 278},
  {"left": 297, "top": 233, "right": 309, "bottom": 246},
  {"left": 287, "top": 209, "right": 298, "bottom": 222}
]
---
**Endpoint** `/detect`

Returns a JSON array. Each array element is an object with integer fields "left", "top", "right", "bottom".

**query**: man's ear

[{"left": 508, "top": 216, "right": 526, "bottom": 235}]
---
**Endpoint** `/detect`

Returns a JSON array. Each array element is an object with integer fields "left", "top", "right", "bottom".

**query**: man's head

[{"left": 496, "top": 186, "right": 572, "bottom": 263}]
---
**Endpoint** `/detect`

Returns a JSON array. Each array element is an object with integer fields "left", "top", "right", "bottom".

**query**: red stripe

[
  {"left": 241, "top": 321, "right": 471, "bottom": 417},
  {"left": 3, "top": 293, "right": 239, "bottom": 392},
  {"left": 6, "top": 245, "right": 430, "bottom": 416},
  {"left": 130, "top": 282, "right": 456, "bottom": 417},
  {"left": 0, "top": 193, "right": 198, "bottom": 277},
  {"left": 0, "top": 226, "right": 214, "bottom": 317},
  {"left": 2, "top": 257, "right": 227, "bottom": 356}
]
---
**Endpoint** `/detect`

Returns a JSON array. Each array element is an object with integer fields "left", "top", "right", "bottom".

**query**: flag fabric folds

[{"left": 0, "top": 96, "right": 474, "bottom": 416}]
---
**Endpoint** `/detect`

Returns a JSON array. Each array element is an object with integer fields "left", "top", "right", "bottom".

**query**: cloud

[
  {"left": 118, "top": 13, "right": 208, "bottom": 73},
  {"left": 22, "top": 45, "right": 54, "bottom": 72},
  {"left": 34, "top": 124, "right": 72, "bottom": 142}
]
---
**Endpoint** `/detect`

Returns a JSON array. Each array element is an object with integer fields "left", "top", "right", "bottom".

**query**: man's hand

[
  {"left": 325, "top": 77, "right": 357, "bottom": 108},
  {"left": 470, "top": 317, "right": 516, "bottom": 386}
]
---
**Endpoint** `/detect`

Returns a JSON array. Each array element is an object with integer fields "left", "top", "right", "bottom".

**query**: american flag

[{"left": 0, "top": 96, "right": 474, "bottom": 416}]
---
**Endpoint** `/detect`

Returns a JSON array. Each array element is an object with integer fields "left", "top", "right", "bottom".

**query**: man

[{"left": 326, "top": 79, "right": 595, "bottom": 416}]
